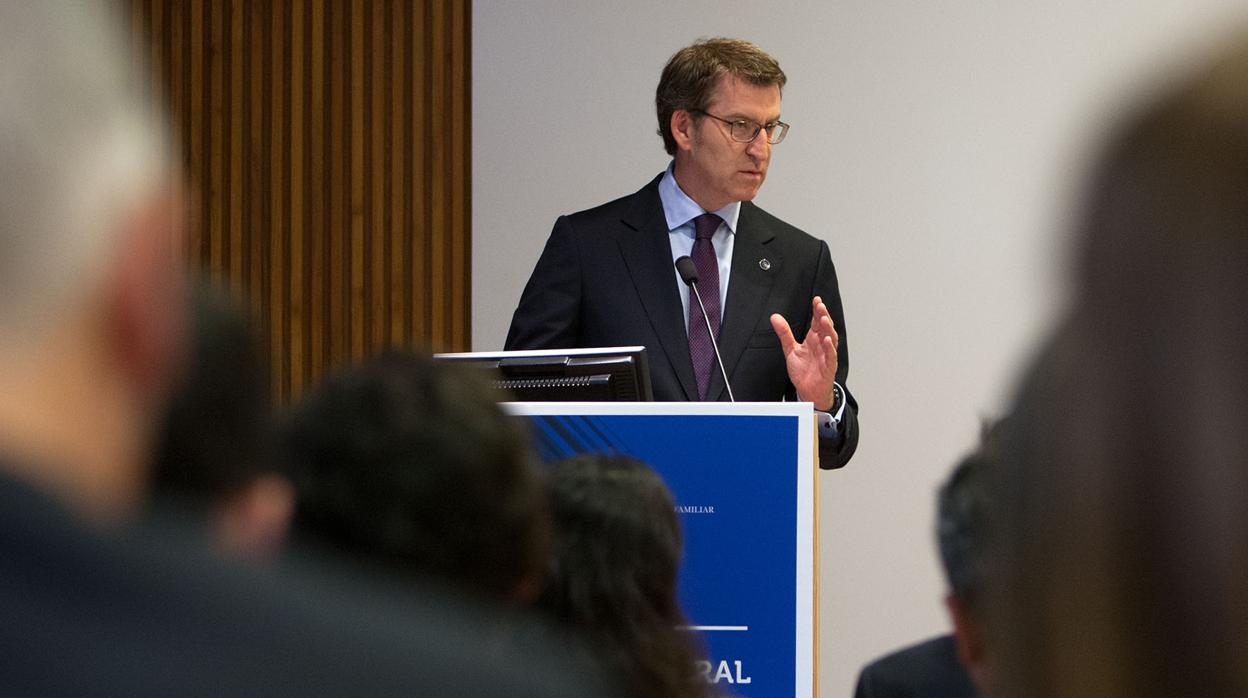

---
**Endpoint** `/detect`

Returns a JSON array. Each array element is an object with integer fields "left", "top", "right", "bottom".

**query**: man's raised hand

[{"left": 769, "top": 296, "right": 839, "bottom": 411}]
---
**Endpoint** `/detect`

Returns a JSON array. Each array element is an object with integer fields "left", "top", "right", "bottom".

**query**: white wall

[{"left": 473, "top": 3, "right": 1246, "bottom": 695}]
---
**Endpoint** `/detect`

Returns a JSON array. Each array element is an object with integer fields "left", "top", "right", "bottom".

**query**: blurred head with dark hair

[
  {"left": 986, "top": 33, "right": 1248, "bottom": 698},
  {"left": 537, "top": 454, "right": 707, "bottom": 698},
  {"left": 853, "top": 435, "right": 995, "bottom": 698},
  {"left": 150, "top": 282, "right": 292, "bottom": 560},
  {"left": 283, "top": 351, "right": 548, "bottom": 602},
  {"left": 936, "top": 438, "right": 993, "bottom": 691}
]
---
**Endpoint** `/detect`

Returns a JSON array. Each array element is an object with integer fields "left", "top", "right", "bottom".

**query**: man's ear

[
  {"left": 671, "top": 109, "right": 696, "bottom": 152},
  {"left": 106, "top": 188, "right": 187, "bottom": 408},
  {"left": 217, "top": 474, "right": 295, "bottom": 561},
  {"left": 945, "top": 593, "right": 988, "bottom": 686}
]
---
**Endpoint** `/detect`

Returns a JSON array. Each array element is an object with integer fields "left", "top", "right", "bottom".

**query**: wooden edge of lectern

[{"left": 812, "top": 413, "right": 821, "bottom": 698}]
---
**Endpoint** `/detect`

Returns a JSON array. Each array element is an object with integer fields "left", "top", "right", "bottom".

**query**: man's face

[{"left": 673, "top": 74, "right": 781, "bottom": 212}]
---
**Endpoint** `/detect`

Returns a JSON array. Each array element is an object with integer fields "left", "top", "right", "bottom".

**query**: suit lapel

[
  {"left": 618, "top": 176, "right": 699, "bottom": 401},
  {"left": 706, "top": 201, "right": 779, "bottom": 401}
]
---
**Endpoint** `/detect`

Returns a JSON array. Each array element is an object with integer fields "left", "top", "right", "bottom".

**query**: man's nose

[{"left": 746, "top": 131, "right": 771, "bottom": 160}]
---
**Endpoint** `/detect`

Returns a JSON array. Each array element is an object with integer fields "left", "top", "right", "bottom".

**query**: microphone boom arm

[{"left": 675, "top": 255, "right": 735, "bottom": 402}]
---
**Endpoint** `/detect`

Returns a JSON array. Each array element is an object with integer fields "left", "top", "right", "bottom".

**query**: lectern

[{"left": 506, "top": 402, "right": 818, "bottom": 698}]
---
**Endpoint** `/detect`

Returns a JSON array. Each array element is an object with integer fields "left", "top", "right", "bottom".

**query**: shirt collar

[{"left": 658, "top": 162, "right": 740, "bottom": 234}]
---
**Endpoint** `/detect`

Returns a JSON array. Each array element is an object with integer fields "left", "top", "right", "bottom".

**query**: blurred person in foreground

[
  {"left": 149, "top": 283, "right": 294, "bottom": 561},
  {"left": 854, "top": 438, "right": 993, "bottom": 697},
  {"left": 282, "top": 351, "right": 549, "bottom": 604},
  {"left": 985, "top": 31, "right": 1248, "bottom": 698},
  {"left": 537, "top": 453, "right": 710, "bottom": 698},
  {"left": 0, "top": 4, "right": 603, "bottom": 696}
]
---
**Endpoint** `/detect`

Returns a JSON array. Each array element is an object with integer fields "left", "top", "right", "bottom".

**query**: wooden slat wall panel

[{"left": 124, "top": 0, "right": 471, "bottom": 403}]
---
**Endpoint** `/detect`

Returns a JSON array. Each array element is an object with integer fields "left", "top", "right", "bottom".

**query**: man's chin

[{"left": 736, "top": 186, "right": 762, "bottom": 202}]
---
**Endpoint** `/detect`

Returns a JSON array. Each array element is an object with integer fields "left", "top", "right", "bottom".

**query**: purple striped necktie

[{"left": 688, "top": 212, "right": 722, "bottom": 400}]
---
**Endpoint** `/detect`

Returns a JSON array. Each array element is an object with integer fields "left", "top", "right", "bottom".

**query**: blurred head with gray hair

[
  {"left": 1, "top": 2, "right": 169, "bottom": 333},
  {"left": 0, "top": 2, "right": 184, "bottom": 520}
]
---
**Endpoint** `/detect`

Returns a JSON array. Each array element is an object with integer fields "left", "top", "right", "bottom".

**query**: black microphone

[{"left": 675, "top": 256, "right": 735, "bottom": 402}]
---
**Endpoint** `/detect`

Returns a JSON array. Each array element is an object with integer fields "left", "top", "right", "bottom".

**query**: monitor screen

[{"left": 433, "top": 346, "right": 653, "bottom": 402}]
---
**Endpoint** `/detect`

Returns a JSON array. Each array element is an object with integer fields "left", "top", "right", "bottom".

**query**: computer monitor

[{"left": 433, "top": 346, "right": 653, "bottom": 402}]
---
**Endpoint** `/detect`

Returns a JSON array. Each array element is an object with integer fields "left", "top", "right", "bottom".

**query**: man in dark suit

[
  {"left": 853, "top": 441, "right": 993, "bottom": 697},
  {"left": 853, "top": 635, "right": 975, "bottom": 698},
  {"left": 0, "top": 4, "right": 602, "bottom": 696},
  {"left": 506, "top": 37, "right": 859, "bottom": 468}
]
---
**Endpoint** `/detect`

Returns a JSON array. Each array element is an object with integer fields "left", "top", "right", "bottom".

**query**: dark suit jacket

[
  {"left": 0, "top": 469, "right": 605, "bottom": 697},
  {"left": 505, "top": 174, "right": 859, "bottom": 468},
  {"left": 854, "top": 634, "right": 977, "bottom": 698}
]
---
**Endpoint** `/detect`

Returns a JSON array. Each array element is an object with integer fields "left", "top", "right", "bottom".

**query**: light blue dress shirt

[{"left": 658, "top": 164, "right": 739, "bottom": 325}]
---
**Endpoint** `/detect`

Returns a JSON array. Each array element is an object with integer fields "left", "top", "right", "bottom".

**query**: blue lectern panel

[{"left": 508, "top": 403, "right": 814, "bottom": 698}]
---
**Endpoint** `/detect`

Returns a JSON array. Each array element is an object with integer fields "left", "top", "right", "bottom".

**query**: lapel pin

[{"left": 759, "top": 258, "right": 772, "bottom": 271}]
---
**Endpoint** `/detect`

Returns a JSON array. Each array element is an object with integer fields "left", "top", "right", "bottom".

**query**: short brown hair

[{"left": 655, "top": 37, "right": 787, "bottom": 155}]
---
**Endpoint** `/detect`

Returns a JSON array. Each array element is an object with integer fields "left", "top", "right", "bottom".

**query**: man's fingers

[
  {"left": 808, "top": 312, "right": 837, "bottom": 354},
  {"left": 809, "top": 297, "right": 834, "bottom": 333},
  {"left": 823, "top": 314, "right": 839, "bottom": 349},
  {"left": 770, "top": 313, "right": 797, "bottom": 354}
]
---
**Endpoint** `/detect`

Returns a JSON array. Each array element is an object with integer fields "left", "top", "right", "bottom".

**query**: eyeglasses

[{"left": 691, "top": 110, "right": 790, "bottom": 145}]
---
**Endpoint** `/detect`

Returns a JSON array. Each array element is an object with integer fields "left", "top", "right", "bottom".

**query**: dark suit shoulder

[
  {"left": 560, "top": 174, "right": 664, "bottom": 232},
  {"left": 854, "top": 634, "right": 976, "bottom": 698},
  {"left": 0, "top": 470, "right": 606, "bottom": 697},
  {"left": 740, "top": 200, "right": 826, "bottom": 250}
]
